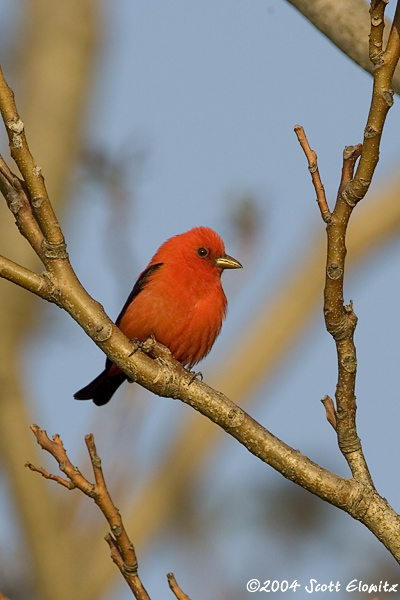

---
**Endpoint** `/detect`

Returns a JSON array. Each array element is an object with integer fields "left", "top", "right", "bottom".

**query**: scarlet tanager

[{"left": 74, "top": 226, "right": 242, "bottom": 406}]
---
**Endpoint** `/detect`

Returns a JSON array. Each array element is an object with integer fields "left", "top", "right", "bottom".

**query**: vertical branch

[
  {"left": 328, "top": 0, "right": 400, "bottom": 479},
  {"left": 296, "top": 0, "right": 400, "bottom": 484},
  {"left": 295, "top": 129, "right": 371, "bottom": 482},
  {"left": 325, "top": 146, "right": 372, "bottom": 483},
  {"left": 346, "top": 0, "right": 400, "bottom": 205},
  {"left": 369, "top": 0, "right": 387, "bottom": 64}
]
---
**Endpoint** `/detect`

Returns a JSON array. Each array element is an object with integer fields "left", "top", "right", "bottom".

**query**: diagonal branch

[
  {"left": 0, "top": 255, "right": 51, "bottom": 299},
  {"left": 167, "top": 573, "right": 192, "bottom": 600},
  {"left": 0, "top": 65, "right": 65, "bottom": 255},
  {"left": 0, "top": 155, "right": 44, "bottom": 257},
  {"left": 286, "top": 0, "right": 400, "bottom": 95},
  {"left": 326, "top": 145, "right": 372, "bottom": 485}
]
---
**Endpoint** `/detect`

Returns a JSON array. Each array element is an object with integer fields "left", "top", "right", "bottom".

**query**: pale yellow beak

[{"left": 214, "top": 254, "right": 243, "bottom": 269}]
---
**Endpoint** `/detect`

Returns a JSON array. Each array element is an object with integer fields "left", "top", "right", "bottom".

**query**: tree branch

[
  {"left": 0, "top": 65, "right": 65, "bottom": 254},
  {"left": 296, "top": 1, "right": 400, "bottom": 487},
  {"left": 286, "top": 0, "right": 400, "bottom": 95},
  {"left": 293, "top": 125, "right": 331, "bottom": 223},
  {"left": 167, "top": 573, "right": 192, "bottom": 600},
  {"left": 28, "top": 427, "right": 194, "bottom": 600},
  {"left": 0, "top": 5, "right": 100, "bottom": 599},
  {"left": 0, "top": 255, "right": 50, "bottom": 299},
  {"left": 347, "top": 1, "right": 400, "bottom": 204},
  {"left": 28, "top": 426, "right": 151, "bottom": 600}
]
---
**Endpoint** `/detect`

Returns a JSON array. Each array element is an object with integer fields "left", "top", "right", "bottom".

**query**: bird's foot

[
  {"left": 128, "top": 338, "right": 143, "bottom": 357},
  {"left": 141, "top": 335, "right": 175, "bottom": 363},
  {"left": 188, "top": 371, "right": 203, "bottom": 385}
]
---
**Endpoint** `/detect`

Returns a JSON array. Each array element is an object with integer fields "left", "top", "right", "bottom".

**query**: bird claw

[
  {"left": 141, "top": 335, "right": 176, "bottom": 363},
  {"left": 129, "top": 336, "right": 201, "bottom": 384},
  {"left": 188, "top": 371, "right": 203, "bottom": 384},
  {"left": 128, "top": 338, "right": 143, "bottom": 357}
]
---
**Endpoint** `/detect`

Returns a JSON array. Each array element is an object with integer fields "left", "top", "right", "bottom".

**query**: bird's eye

[{"left": 197, "top": 247, "right": 209, "bottom": 258}]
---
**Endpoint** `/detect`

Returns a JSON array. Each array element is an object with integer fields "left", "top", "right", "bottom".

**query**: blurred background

[{"left": 1, "top": 1, "right": 400, "bottom": 598}]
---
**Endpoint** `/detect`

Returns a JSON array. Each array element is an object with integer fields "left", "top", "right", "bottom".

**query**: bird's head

[{"left": 154, "top": 226, "right": 242, "bottom": 276}]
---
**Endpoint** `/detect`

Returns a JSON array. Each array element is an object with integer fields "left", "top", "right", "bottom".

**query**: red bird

[{"left": 74, "top": 226, "right": 242, "bottom": 406}]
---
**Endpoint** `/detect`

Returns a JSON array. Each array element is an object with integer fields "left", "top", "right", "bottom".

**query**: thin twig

[
  {"left": 25, "top": 462, "right": 75, "bottom": 489},
  {"left": 83, "top": 433, "right": 145, "bottom": 593},
  {"left": 321, "top": 395, "right": 337, "bottom": 431},
  {"left": 167, "top": 573, "right": 192, "bottom": 600},
  {"left": 339, "top": 145, "right": 363, "bottom": 193},
  {"left": 294, "top": 124, "right": 331, "bottom": 223}
]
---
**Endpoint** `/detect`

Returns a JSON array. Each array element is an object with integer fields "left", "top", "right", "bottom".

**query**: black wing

[
  {"left": 103, "top": 262, "right": 164, "bottom": 369},
  {"left": 75, "top": 263, "right": 164, "bottom": 404},
  {"left": 115, "top": 262, "right": 163, "bottom": 325}
]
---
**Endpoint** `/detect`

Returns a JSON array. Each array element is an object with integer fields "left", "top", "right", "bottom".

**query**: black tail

[{"left": 74, "top": 369, "right": 127, "bottom": 406}]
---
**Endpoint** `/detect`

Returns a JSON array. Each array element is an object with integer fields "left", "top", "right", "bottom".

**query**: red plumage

[{"left": 74, "top": 226, "right": 242, "bottom": 405}]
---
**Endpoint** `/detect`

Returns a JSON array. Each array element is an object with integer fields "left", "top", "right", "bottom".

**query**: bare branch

[
  {"left": 294, "top": 125, "right": 331, "bottom": 223},
  {"left": 28, "top": 426, "right": 151, "bottom": 600},
  {"left": 347, "top": 0, "right": 400, "bottom": 204},
  {"left": 167, "top": 573, "right": 192, "bottom": 600},
  {"left": 339, "top": 145, "right": 363, "bottom": 192},
  {"left": 25, "top": 462, "right": 75, "bottom": 490},
  {"left": 325, "top": 0, "right": 400, "bottom": 483},
  {"left": 296, "top": 2, "right": 400, "bottom": 489},
  {"left": 0, "top": 255, "right": 50, "bottom": 299},
  {"left": 0, "top": 65, "right": 65, "bottom": 254},
  {"left": 286, "top": 0, "right": 400, "bottom": 95},
  {"left": 369, "top": 0, "right": 387, "bottom": 64}
]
